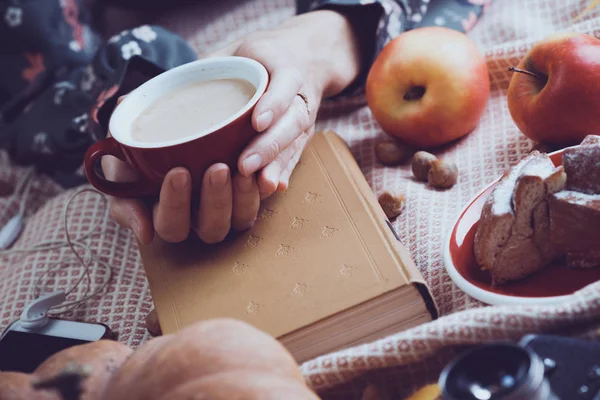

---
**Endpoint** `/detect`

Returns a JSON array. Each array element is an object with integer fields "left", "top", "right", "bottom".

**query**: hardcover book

[{"left": 139, "top": 131, "right": 438, "bottom": 362}]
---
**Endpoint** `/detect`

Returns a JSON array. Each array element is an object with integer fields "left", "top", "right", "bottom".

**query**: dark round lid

[{"left": 439, "top": 343, "right": 535, "bottom": 400}]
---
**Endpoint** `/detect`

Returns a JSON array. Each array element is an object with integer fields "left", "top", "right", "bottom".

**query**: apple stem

[{"left": 508, "top": 66, "right": 544, "bottom": 81}]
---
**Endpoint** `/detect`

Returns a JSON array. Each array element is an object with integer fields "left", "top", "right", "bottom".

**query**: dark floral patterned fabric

[
  {"left": 0, "top": 0, "right": 489, "bottom": 188},
  {"left": 0, "top": 1, "right": 197, "bottom": 188}
]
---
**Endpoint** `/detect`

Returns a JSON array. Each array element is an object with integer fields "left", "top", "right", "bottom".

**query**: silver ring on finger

[{"left": 296, "top": 91, "right": 310, "bottom": 116}]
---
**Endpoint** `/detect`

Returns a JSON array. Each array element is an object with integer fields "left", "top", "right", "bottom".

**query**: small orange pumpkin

[
  {"left": 0, "top": 371, "right": 57, "bottom": 400},
  {"left": 158, "top": 370, "right": 320, "bottom": 400},
  {"left": 102, "top": 318, "right": 305, "bottom": 400},
  {"left": 34, "top": 340, "right": 132, "bottom": 400},
  {"left": 0, "top": 318, "right": 320, "bottom": 400}
]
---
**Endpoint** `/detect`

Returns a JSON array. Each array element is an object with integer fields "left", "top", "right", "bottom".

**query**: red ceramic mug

[{"left": 84, "top": 56, "right": 269, "bottom": 198}]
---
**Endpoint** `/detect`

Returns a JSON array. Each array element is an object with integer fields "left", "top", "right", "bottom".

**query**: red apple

[
  {"left": 507, "top": 32, "right": 600, "bottom": 145},
  {"left": 366, "top": 27, "right": 490, "bottom": 148}
]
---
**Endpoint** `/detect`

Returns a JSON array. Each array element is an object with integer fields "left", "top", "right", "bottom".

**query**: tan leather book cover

[{"left": 139, "top": 131, "right": 436, "bottom": 339}]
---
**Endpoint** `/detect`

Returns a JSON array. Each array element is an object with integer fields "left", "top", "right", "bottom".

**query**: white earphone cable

[{"left": 0, "top": 171, "right": 113, "bottom": 316}]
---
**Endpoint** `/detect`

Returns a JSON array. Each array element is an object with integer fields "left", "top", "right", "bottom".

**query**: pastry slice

[
  {"left": 511, "top": 156, "right": 565, "bottom": 238},
  {"left": 475, "top": 151, "right": 566, "bottom": 284},
  {"left": 562, "top": 135, "right": 600, "bottom": 195},
  {"left": 532, "top": 200, "right": 561, "bottom": 265},
  {"left": 581, "top": 134, "right": 600, "bottom": 146},
  {"left": 474, "top": 153, "right": 534, "bottom": 273},
  {"left": 567, "top": 252, "right": 600, "bottom": 269},
  {"left": 549, "top": 190, "right": 600, "bottom": 268}
]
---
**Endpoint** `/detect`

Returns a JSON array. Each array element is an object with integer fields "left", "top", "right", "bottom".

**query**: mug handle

[{"left": 84, "top": 137, "right": 153, "bottom": 198}]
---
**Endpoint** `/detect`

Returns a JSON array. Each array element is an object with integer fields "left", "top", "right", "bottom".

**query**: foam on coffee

[{"left": 131, "top": 78, "right": 256, "bottom": 144}]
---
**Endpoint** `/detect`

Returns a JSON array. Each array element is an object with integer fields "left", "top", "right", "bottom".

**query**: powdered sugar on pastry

[
  {"left": 553, "top": 190, "right": 600, "bottom": 206},
  {"left": 564, "top": 146, "right": 600, "bottom": 167},
  {"left": 491, "top": 157, "right": 531, "bottom": 215},
  {"left": 581, "top": 134, "right": 600, "bottom": 146},
  {"left": 520, "top": 158, "right": 556, "bottom": 179}
]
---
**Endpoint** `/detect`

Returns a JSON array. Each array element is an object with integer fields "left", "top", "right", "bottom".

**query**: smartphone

[{"left": 0, "top": 318, "right": 112, "bottom": 373}]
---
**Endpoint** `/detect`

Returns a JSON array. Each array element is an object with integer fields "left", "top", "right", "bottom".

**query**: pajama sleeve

[
  {"left": 297, "top": 0, "right": 491, "bottom": 97},
  {"left": 0, "top": 0, "right": 197, "bottom": 188}
]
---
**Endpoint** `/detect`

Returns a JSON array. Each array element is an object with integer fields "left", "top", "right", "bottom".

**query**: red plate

[{"left": 443, "top": 149, "right": 600, "bottom": 305}]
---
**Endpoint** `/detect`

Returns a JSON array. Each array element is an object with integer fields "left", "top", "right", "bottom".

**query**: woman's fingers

[
  {"left": 231, "top": 174, "right": 260, "bottom": 232},
  {"left": 194, "top": 164, "right": 233, "bottom": 244},
  {"left": 152, "top": 168, "right": 192, "bottom": 243},
  {"left": 257, "top": 140, "right": 295, "bottom": 198},
  {"left": 252, "top": 68, "right": 303, "bottom": 132},
  {"left": 278, "top": 127, "right": 314, "bottom": 191},
  {"left": 110, "top": 198, "right": 154, "bottom": 245},
  {"left": 277, "top": 151, "right": 301, "bottom": 192},
  {"left": 239, "top": 94, "right": 311, "bottom": 177},
  {"left": 257, "top": 127, "right": 313, "bottom": 197},
  {"left": 101, "top": 155, "right": 137, "bottom": 183}
]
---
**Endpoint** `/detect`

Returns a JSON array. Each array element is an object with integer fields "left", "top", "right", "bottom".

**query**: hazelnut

[
  {"left": 428, "top": 159, "right": 458, "bottom": 188},
  {"left": 374, "top": 138, "right": 412, "bottom": 166},
  {"left": 411, "top": 151, "right": 437, "bottom": 181},
  {"left": 378, "top": 190, "right": 406, "bottom": 219}
]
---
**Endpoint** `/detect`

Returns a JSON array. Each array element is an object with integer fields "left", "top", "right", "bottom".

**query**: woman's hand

[
  {"left": 104, "top": 9, "right": 364, "bottom": 244},
  {"left": 103, "top": 150, "right": 261, "bottom": 244}
]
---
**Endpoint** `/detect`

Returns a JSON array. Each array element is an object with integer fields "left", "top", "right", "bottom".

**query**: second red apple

[{"left": 507, "top": 32, "right": 600, "bottom": 145}]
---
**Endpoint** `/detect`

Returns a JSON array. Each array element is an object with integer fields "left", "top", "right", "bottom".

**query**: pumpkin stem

[{"left": 32, "top": 363, "right": 92, "bottom": 400}]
